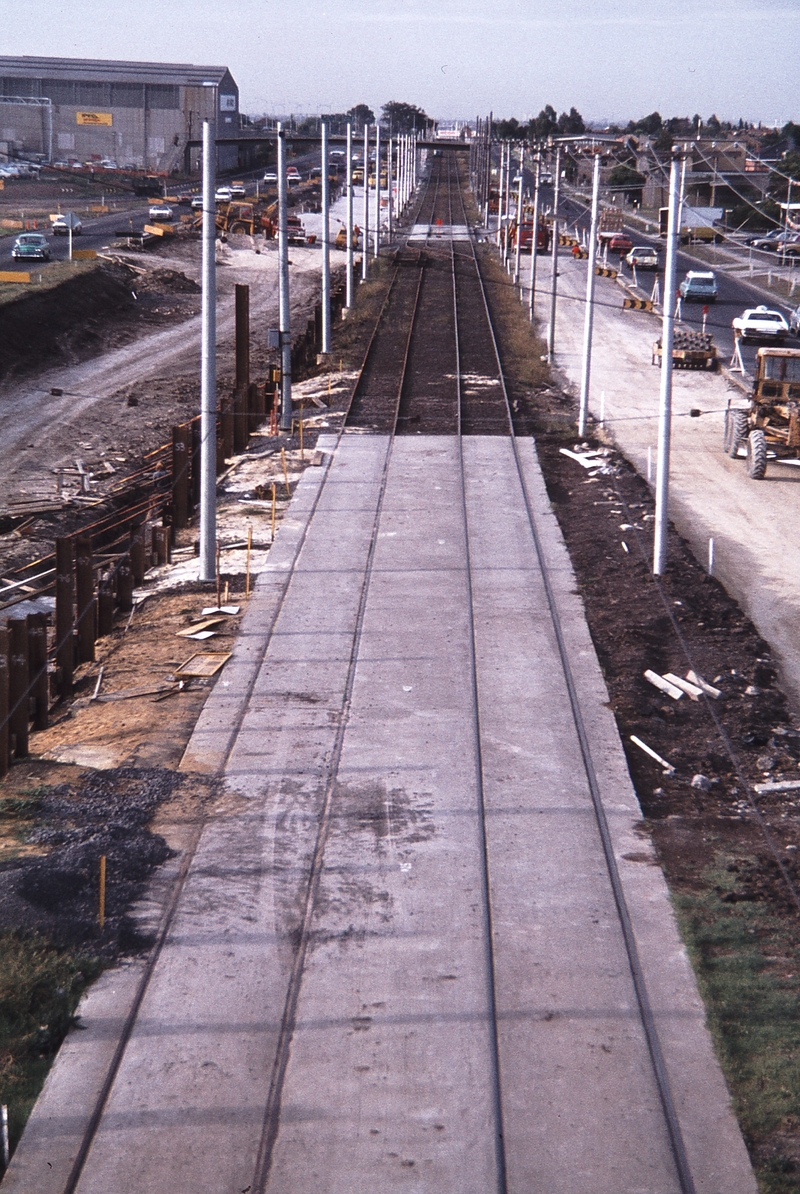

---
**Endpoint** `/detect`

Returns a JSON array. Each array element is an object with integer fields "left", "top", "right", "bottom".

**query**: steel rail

[
  {"left": 455, "top": 168, "right": 698, "bottom": 1194},
  {"left": 448, "top": 150, "right": 510, "bottom": 1194}
]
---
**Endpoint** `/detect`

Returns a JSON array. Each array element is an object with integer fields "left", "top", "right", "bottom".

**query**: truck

[
  {"left": 723, "top": 346, "right": 800, "bottom": 478},
  {"left": 659, "top": 205, "right": 724, "bottom": 244},
  {"left": 596, "top": 207, "right": 625, "bottom": 249},
  {"left": 506, "top": 219, "right": 550, "bottom": 253}
]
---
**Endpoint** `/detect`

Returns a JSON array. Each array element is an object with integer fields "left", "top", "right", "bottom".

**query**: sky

[{"left": 5, "top": 0, "right": 799, "bottom": 126}]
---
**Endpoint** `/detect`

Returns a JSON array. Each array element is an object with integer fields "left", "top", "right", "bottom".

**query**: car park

[
  {"left": 732, "top": 306, "right": 790, "bottom": 342},
  {"left": 51, "top": 213, "right": 82, "bottom": 236},
  {"left": 148, "top": 203, "right": 173, "bottom": 221},
  {"left": 679, "top": 270, "right": 718, "bottom": 301},
  {"left": 214, "top": 187, "right": 232, "bottom": 203},
  {"left": 11, "top": 232, "right": 50, "bottom": 261},
  {"left": 625, "top": 245, "right": 659, "bottom": 270}
]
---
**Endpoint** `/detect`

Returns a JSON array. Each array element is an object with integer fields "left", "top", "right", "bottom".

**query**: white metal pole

[
  {"left": 496, "top": 142, "right": 505, "bottom": 246},
  {"left": 653, "top": 151, "right": 682, "bottom": 576},
  {"left": 345, "top": 122, "right": 354, "bottom": 308},
  {"left": 362, "top": 125, "right": 369, "bottom": 280},
  {"left": 321, "top": 121, "right": 331, "bottom": 352},
  {"left": 528, "top": 155, "right": 540, "bottom": 320},
  {"left": 387, "top": 134, "right": 394, "bottom": 242},
  {"left": 513, "top": 146, "right": 523, "bottom": 286},
  {"left": 374, "top": 122, "right": 381, "bottom": 256},
  {"left": 503, "top": 146, "right": 512, "bottom": 266},
  {"left": 199, "top": 117, "right": 217, "bottom": 580},
  {"left": 578, "top": 153, "right": 601, "bottom": 436},
  {"left": 547, "top": 147, "right": 561, "bottom": 361},
  {"left": 278, "top": 123, "right": 292, "bottom": 430}
]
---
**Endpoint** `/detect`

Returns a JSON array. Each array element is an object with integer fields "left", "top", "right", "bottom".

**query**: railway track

[{"left": 20, "top": 150, "right": 744, "bottom": 1194}]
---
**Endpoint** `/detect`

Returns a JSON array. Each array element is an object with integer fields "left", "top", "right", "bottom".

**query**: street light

[{"left": 198, "top": 81, "right": 217, "bottom": 582}]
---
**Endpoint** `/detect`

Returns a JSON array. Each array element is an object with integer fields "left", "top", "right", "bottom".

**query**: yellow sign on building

[{"left": 76, "top": 111, "right": 113, "bottom": 126}]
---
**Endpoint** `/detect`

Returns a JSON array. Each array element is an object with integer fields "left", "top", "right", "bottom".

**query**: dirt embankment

[{"left": 0, "top": 262, "right": 200, "bottom": 381}]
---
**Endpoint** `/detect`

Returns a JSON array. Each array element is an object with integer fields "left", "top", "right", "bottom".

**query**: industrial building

[{"left": 0, "top": 55, "right": 240, "bottom": 172}]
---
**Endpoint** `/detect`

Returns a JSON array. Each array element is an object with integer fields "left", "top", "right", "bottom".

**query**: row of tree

[{"left": 292, "top": 102, "right": 434, "bottom": 137}]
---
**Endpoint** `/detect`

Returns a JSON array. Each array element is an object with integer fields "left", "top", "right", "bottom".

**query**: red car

[{"left": 607, "top": 233, "right": 633, "bottom": 253}]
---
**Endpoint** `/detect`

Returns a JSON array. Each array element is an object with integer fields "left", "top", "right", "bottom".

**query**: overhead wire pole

[
  {"left": 321, "top": 120, "right": 331, "bottom": 353},
  {"left": 198, "top": 116, "right": 217, "bottom": 581},
  {"left": 387, "top": 132, "right": 393, "bottom": 243},
  {"left": 513, "top": 144, "right": 524, "bottom": 287},
  {"left": 278, "top": 123, "right": 292, "bottom": 430},
  {"left": 503, "top": 144, "right": 512, "bottom": 267},
  {"left": 374, "top": 121, "right": 381, "bottom": 257},
  {"left": 345, "top": 122, "right": 354, "bottom": 308},
  {"left": 528, "top": 152, "right": 541, "bottom": 321},
  {"left": 362, "top": 124, "right": 369, "bottom": 280},
  {"left": 653, "top": 149, "right": 682, "bottom": 576},
  {"left": 547, "top": 145, "right": 561, "bottom": 362},
  {"left": 496, "top": 141, "right": 505, "bottom": 246},
  {"left": 578, "top": 151, "right": 601, "bottom": 437}
]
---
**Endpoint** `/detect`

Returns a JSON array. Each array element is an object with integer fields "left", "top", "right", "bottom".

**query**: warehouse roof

[{"left": 0, "top": 56, "right": 233, "bottom": 88}]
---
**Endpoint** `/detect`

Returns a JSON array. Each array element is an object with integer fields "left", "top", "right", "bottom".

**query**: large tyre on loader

[
  {"left": 724, "top": 409, "right": 749, "bottom": 457},
  {"left": 746, "top": 428, "right": 767, "bottom": 479}
]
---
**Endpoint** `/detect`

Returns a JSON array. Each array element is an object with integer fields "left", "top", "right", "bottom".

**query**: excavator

[{"left": 195, "top": 199, "right": 278, "bottom": 238}]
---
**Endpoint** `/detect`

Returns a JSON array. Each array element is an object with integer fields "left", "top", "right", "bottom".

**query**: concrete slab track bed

[{"left": 4, "top": 430, "right": 756, "bottom": 1193}]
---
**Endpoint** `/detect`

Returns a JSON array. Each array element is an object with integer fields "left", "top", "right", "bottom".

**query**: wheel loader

[{"left": 723, "top": 346, "right": 800, "bottom": 479}]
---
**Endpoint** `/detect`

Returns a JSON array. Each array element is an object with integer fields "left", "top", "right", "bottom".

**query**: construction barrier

[
  {"left": 595, "top": 266, "right": 618, "bottom": 278},
  {"left": 623, "top": 297, "right": 655, "bottom": 312},
  {"left": 0, "top": 271, "right": 31, "bottom": 283},
  {"left": 72, "top": 249, "right": 97, "bottom": 260},
  {"left": 143, "top": 223, "right": 174, "bottom": 236}
]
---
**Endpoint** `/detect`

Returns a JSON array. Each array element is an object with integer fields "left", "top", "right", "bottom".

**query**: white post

[
  {"left": 503, "top": 145, "right": 512, "bottom": 266},
  {"left": 387, "top": 134, "right": 394, "bottom": 242},
  {"left": 547, "top": 147, "right": 561, "bottom": 361},
  {"left": 362, "top": 124, "right": 369, "bottom": 279},
  {"left": 528, "top": 154, "right": 541, "bottom": 321},
  {"left": 321, "top": 121, "right": 331, "bottom": 352},
  {"left": 374, "top": 122, "right": 381, "bottom": 256},
  {"left": 345, "top": 122, "right": 354, "bottom": 308},
  {"left": 578, "top": 153, "right": 601, "bottom": 436},
  {"left": 278, "top": 123, "right": 292, "bottom": 430},
  {"left": 653, "top": 151, "right": 682, "bottom": 576},
  {"left": 513, "top": 145, "right": 524, "bottom": 287},
  {"left": 496, "top": 142, "right": 506, "bottom": 246},
  {"left": 199, "top": 118, "right": 217, "bottom": 580}
]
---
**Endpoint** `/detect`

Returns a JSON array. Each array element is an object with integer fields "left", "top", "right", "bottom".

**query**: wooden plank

[
  {"left": 175, "top": 652, "right": 232, "bottom": 678},
  {"left": 176, "top": 616, "right": 226, "bottom": 638}
]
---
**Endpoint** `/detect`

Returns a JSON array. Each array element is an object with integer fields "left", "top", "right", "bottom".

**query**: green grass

[
  {"left": 673, "top": 858, "right": 800, "bottom": 1191},
  {"left": 0, "top": 933, "right": 102, "bottom": 1155}
]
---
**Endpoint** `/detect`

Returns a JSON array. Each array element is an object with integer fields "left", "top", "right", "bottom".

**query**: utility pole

[
  {"left": 496, "top": 141, "right": 506, "bottom": 246},
  {"left": 387, "top": 133, "right": 393, "bottom": 243},
  {"left": 503, "top": 145, "right": 512, "bottom": 266},
  {"left": 321, "top": 120, "right": 331, "bottom": 352},
  {"left": 374, "top": 121, "right": 381, "bottom": 257},
  {"left": 547, "top": 146, "right": 561, "bottom": 362},
  {"left": 578, "top": 152, "right": 601, "bottom": 436},
  {"left": 278, "top": 123, "right": 292, "bottom": 430},
  {"left": 362, "top": 124, "right": 369, "bottom": 280},
  {"left": 513, "top": 145, "right": 524, "bottom": 287},
  {"left": 345, "top": 122, "right": 354, "bottom": 308},
  {"left": 528, "top": 153, "right": 541, "bottom": 321},
  {"left": 198, "top": 117, "right": 216, "bottom": 581},
  {"left": 653, "top": 149, "right": 682, "bottom": 576}
]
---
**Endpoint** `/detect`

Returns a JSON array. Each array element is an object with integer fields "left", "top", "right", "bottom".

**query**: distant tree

[
  {"left": 530, "top": 105, "right": 558, "bottom": 140},
  {"left": 705, "top": 114, "right": 721, "bottom": 134},
  {"left": 347, "top": 104, "right": 375, "bottom": 133},
  {"left": 783, "top": 121, "right": 800, "bottom": 149},
  {"left": 496, "top": 116, "right": 522, "bottom": 140},
  {"left": 381, "top": 101, "right": 432, "bottom": 133},
  {"left": 628, "top": 111, "right": 662, "bottom": 136},
  {"left": 557, "top": 107, "right": 585, "bottom": 135}
]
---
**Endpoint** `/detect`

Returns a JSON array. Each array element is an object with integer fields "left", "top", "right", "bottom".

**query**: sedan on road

[
  {"left": 732, "top": 306, "right": 790, "bottom": 342},
  {"left": 606, "top": 233, "right": 633, "bottom": 254},
  {"left": 11, "top": 233, "right": 50, "bottom": 261},
  {"left": 214, "top": 186, "right": 233, "bottom": 203},
  {"left": 679, "top": 270, "right": 718, "bottom": 302},
  {"left": 148, "top": 204, "right": 173, "bottom": 221},
  {"left": 51, "top": 213, "right": 82, "bottom": 236},
  {"left": 625, "top": 245, "right": 659, "bottom": 270}
]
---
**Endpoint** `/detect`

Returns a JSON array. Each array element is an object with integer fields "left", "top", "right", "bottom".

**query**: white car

[
  {"left": 626, "top": 245, "right": 659, "bottom": 270},
  {"left": 262, "top": 171, "right": 278, "bottom": 183},
  {"left": 732, "top": 306, "right": 789, "bottom": 342},
  {"left": 148, "top": 203, "right": 173, "bottom": 221},
  {"left": 191, "top": 195, "right": 204, "bottom": 210},
  {"left": 230, "top": 181, "right": 247, "bottom": 197},
  {"left": 51, "top": 213, "right": 83, "bottom": 236},
  {"left": 214, "top": 186, "right": 233, "bottom": 203}
]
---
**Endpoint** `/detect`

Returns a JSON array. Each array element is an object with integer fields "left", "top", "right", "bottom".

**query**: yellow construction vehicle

[
  {"left": 210, "top": 200, "right": 277, "bottom": 238},
  {"left": 335, "top": 224, "right": 360, "bottom": 250}
]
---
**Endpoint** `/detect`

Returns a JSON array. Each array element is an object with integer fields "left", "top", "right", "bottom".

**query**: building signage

[{"left": 76, "top": 112, "right": 113, "bottom": 126}]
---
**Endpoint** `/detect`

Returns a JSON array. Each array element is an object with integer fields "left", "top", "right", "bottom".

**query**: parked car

[
  {"left": 214, "top": 186, "right": 232, "bottom": 203},
  {"left": 679, "top": 270, "right": 718, "bottom": 302},
  {"left": 148, "top": 204, "right": 173, "bottom": 221},
  {"left": 732, "top": 306, "right": 790, "bottom": 342},
  {"left": 11, "top": 232, "right": 50, "bottom": 261},
  {"left": 745, "top": 230, "right": 786, "bottom": 250},
  {"left": 625, "top": 245, "right": 659, "bottom": 270},
  {"left": 51, "top": 213, "right": 83, "bottom": 236},
  {"left": 607, "top": 233, "right": 633, "bottom": 254}
]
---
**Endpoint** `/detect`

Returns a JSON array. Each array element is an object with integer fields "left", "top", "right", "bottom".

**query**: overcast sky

[{"left": 6, "top": 0, "right": 799, "bottom": 126}]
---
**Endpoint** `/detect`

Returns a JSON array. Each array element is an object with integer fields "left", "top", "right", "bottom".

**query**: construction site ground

[{"left": 0, "top": 219, "right": 799, "bottom": 1189}]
